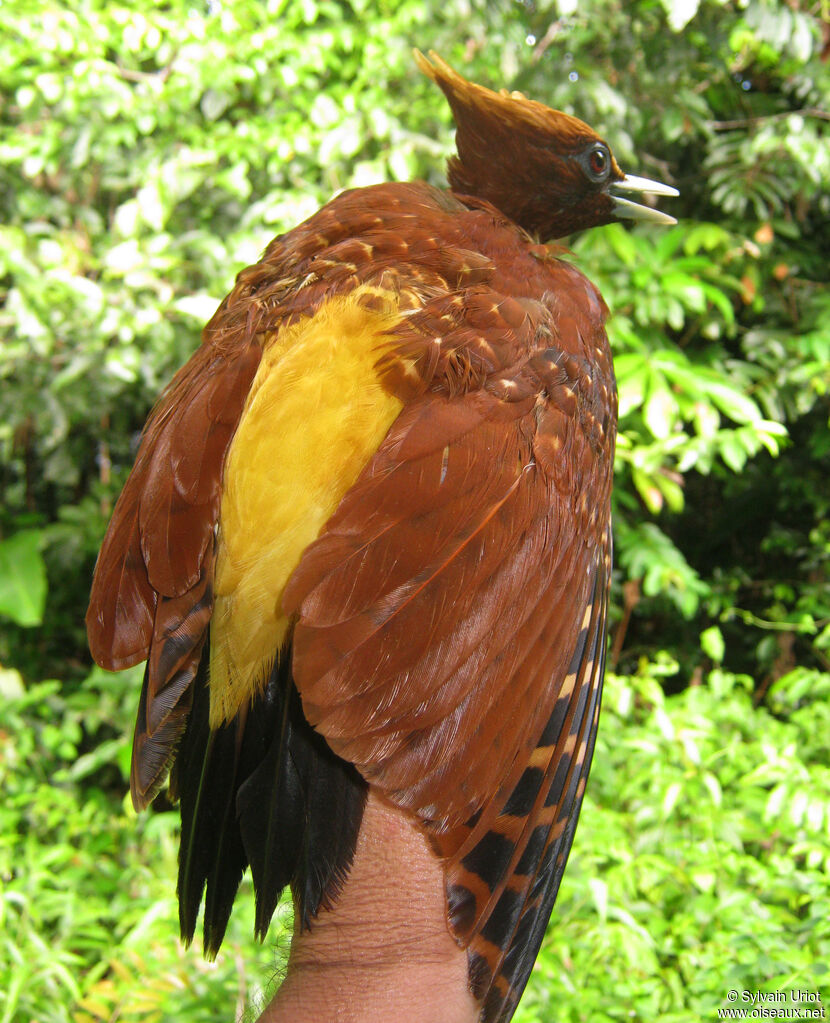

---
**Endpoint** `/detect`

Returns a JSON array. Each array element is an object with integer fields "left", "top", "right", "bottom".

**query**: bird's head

[{"left": 416, "top": 50, "right": 678, "bottom": 240}]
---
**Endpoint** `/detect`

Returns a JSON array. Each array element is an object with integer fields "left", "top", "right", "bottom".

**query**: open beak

[{"left": 611, "top": 174, "right": 679, "bottom": 225}]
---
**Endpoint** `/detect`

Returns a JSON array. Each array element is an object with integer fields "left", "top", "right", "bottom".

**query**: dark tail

[{"left": 169, "top": 636, "right": 368, "bottom": 955}]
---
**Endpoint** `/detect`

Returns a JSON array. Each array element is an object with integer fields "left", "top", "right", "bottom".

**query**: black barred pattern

[
  {"left": 458, "top": 549, "right": 610, "bottom": 1023},
  {"left": 484, "top": 559, "right": 608, "bottom": 1022},
  {"left": 503, "top": 767, "right": 545, "bottom": 818}
]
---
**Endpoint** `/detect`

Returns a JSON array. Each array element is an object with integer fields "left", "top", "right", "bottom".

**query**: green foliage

[
  {"left": 1, "top": 0, "right": 828, "bottom": 1019},
  {"left": 3, "top": 660, "right": 827, "bottom": 1020},
  {"left": 0, "top": 665, "right": 287, "bottom": 1023},
  {"left": 509, "top": 0, "right": 829, "bottom": 679},
  {"left": 0, "top": 531, "right": 47, "bottom": 626},
  {"left": 516, "top": 661, "right": 830, "bottom": 1021}
]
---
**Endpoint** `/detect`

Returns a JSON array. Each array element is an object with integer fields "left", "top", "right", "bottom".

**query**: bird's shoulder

[{"left": 206, "top": 179, "right": 614, "bottom": 413}]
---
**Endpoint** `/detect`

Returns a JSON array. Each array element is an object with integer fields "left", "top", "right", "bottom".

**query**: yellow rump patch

[{"left": 209, "top": 286, "right": 409, "bottom": 726}]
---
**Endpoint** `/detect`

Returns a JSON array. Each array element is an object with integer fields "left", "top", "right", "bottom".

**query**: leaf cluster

[
  {"left": 517, "top": 661, "right": 830, "bottom": 1021},
  {"left": 0, "top": 665, "right": 286, "bottom": 1023}
]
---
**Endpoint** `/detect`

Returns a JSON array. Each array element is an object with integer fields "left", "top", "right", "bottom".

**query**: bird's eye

[
  {"left": 589, "top": 147, "right": 607, "bottom": 175},
  {"left": 581, "top": 143, "right": 611, "bottom": 183}
]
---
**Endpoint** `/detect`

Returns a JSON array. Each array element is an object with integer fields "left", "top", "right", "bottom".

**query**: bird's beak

[{"left": 611, "top": 174, "right": 679, "bottom": 225}]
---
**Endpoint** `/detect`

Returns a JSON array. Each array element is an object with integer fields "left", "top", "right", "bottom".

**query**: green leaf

[
  {"left": 701, "top": 626, "right": 725, "bottom": 664},
  {"left": 644, "top": 380, "right": 679, "bottom": 440},
  {"left": 632, "top": 467, "right": 665, "bottom": 514},
  {"left": 0, "top": 530, "right": 47, "bottom": 627},
  {"left": 682, "top": 224, "right": 732, "bottom": 253},
  {"left": 614, "top": 353, "right": 650, "bottom": 418},
  {"left": 719, "top": 433, "right": 749, "bottom": 472},
  {"left": 659, "top": 0, "right": 701, "bottom": 31},
  {"left": 603, "top": 223, "right": 641, "bottom": 266},
  {"left": 654, "top": 471, "right": 685, "bottom": 512},
  {"left": 705, "top": 381, "right": 763, "bottom": 424},
  {"left": 662, "top": 272, "right": 707, "bottom": 313}
]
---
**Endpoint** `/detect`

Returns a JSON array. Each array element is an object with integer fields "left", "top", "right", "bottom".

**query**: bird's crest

[{"left": 414, "top": 49, "right": 600, "bottom": 153}]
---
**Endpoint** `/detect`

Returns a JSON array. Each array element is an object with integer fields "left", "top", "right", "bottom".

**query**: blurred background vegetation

[{"left": 1, "top": 0, "right": 828, "bottom": 1020}]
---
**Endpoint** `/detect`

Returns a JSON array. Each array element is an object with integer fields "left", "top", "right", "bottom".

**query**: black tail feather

[
  {"left": 202, "top": 717, "right": 249, "bottom": 956},
  {"left": 170, "top": 651, "right": 215, "bottom": 946},
  {"left": 237, "top": 652, "right": 367, "bottom": 934},
  {"left": 237, "top": 655, "right": 303, "bottom": 937},
  {"left": 284, "top": 691, "right": 367, "bottom": 929},
  {"left": 170, "top": 635, "right": 367, "bottom": 954}
]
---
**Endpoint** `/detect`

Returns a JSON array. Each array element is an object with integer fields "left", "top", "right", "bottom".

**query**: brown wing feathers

[
  {"left": 469, "top": 547, "right": 610, "bottom": 1020},
  {"left": 87, "top": 59, "right": 622, "bottom": 1023}
]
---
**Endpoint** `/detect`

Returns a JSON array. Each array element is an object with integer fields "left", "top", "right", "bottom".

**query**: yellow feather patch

[{"left": 209, "top": 286, "right": 408, "bottom": 726}]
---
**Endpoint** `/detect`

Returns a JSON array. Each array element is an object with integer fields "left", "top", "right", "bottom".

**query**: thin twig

[
  {"left": 115, "top": 48, "right": 179, "bottom": 84},
  {"left": 610, "top": 579, "right": 640, "bottom": 671},
  {"left": 532, "top": 21, "right": 566, "bottom": 63}
]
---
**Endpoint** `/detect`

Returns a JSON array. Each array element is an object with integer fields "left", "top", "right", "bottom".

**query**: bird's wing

[
  {"left": 284, "top": 276, "right": 615, "bottom": 1020},
  {"left": 86, "top": 334, "right": 263, "bottom": 804},
  {"left": 87, "top": 182, "right": 501, "bottom": 810}
]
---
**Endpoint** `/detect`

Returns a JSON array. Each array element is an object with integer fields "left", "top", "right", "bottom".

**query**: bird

[{"left": 86, "top": 51, "right": 677, "bottom": 1023}]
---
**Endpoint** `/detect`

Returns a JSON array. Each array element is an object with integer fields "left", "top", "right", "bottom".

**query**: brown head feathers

[{"left": 415, "top": 50, "right": 677, "bottom": 239}]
